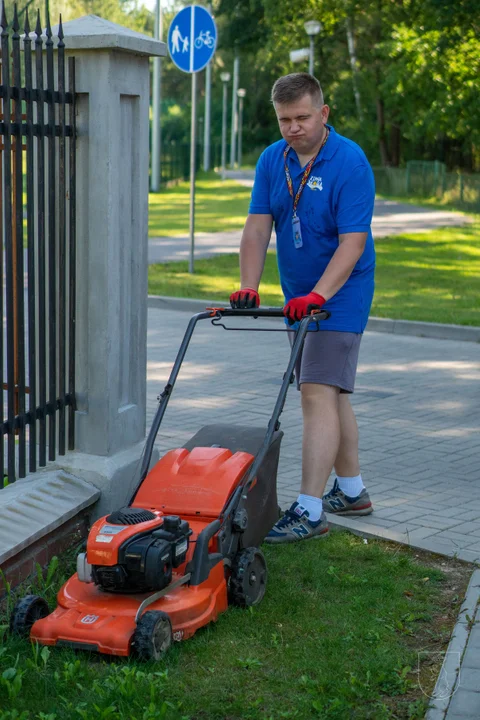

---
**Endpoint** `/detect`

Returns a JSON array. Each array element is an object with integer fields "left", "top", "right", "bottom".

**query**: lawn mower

[{"left": 10, "top": 307, "right": 328, "bottom": 660}]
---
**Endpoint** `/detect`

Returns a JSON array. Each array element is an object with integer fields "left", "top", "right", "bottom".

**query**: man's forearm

[
  {"left": 239, "top": 215, "right": 273, "bottom": 290},
  {"left": 313, "top": 233, "right": 367, "bottom": 301}
]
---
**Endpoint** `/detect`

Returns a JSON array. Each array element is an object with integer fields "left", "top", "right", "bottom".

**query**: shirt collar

[{"left": 321, "top": 125, "right": 340, "bottom": 161}]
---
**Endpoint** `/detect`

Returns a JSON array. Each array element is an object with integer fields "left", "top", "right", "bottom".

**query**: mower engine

[{"left": 78, "top": 507, "right": 191, "bottom": 594}]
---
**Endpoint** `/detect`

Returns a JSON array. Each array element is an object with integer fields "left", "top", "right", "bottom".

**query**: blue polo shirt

[{"left": 249, "top": 126, "right": 375, "bottom": 333}]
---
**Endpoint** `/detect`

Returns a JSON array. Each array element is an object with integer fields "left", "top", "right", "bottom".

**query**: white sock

[
  {"left": 336, "top": 474, "right": 365, "bottom": 498},
  {"left": 296, "top": 494, "right": 323, "bottom": 522}
]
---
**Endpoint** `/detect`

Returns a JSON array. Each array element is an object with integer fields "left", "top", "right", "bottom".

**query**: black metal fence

[
  {"left": 373, "top": 161, "right": 480, "bottom": 213},
  {"left": 0, "top": 3, "right": 76, "bottom": 486},
  {"left": 158, "top": 141, "right": 222, "bottom": 186}
]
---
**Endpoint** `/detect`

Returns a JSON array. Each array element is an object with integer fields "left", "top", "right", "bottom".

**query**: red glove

[
  {"left": 284, "top": 292, "right": 326, "bottom": 325},
  {"left": 229, "top": 287, "right": 260, "bottom": 309}
]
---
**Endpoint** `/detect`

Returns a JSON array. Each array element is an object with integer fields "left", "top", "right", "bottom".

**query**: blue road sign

[{"left": 168, "top": 6, "right": 217, "bottom": 74}]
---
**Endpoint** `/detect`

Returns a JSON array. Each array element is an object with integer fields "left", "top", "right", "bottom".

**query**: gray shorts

[{"left": 288, "top": 329, "right": 362, "bottom": 393}]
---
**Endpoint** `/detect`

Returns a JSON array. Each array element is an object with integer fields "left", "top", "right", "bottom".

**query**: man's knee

[{"left": 300, "top": 382, "right": 340, "bottom": 412}]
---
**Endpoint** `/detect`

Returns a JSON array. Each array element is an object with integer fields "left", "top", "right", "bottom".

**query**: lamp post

[
  {"left": 304, "top": 20, "right": 322, "bottom": 75},
  {"left": 237, "top": 88, "right": 246, "bottom": 169},
  {"left": 220, "top": 72, "right": 230, "bottom": 180},
  {"left": 230, "top": 52, "right": 239, "bottom": 168}
]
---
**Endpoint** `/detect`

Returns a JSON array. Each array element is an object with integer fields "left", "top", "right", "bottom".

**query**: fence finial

[
  {"left": 12, "top": 3, "right": 19, "bottom": 33},
  {"left": 45, "top": 9, "right": 52, "bottom": 40},
  {"left": 23, "top": 7, "right": 30, "bottom": 36},
  {"left": 1, "top": 1, "right": 8, "bottom": 31},
  {"left": 58, "top": 14, "right": 64, "bottom": 46},
  {"left": 35, "top": 9, "right": 41, "bottom": 38}
]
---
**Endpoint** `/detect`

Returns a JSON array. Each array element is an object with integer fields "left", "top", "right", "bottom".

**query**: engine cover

[{"left": 88, "top": 510, "right": 191, "bottom": 593}]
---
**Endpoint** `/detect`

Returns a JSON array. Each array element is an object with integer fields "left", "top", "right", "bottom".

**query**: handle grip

[{"left": 207, "top": 306, "right": 330, "bottom": 321}]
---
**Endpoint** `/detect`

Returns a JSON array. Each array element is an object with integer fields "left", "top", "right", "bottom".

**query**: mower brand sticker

[
  {"left": 96, "top": 534, "right": 114, "bottom": 543},
  {"left": 100, "top": 524, "right": 126, "bottom": 534},
  {"left": 173, "top": 630, "right": 184, "bottom": 642},
  {"left": 175, "top": 540, "right": 188, "bottom": 557},
  {"left": 81, "top": 614, "right": 99, "bottom": 624}
]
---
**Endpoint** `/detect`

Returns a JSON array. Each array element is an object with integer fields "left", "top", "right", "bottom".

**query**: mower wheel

[
  {"left": 131, "top": 611, "right": 173, "bottom": 661},
  {"left": 10, "top": 595, "right": 49, "bottom": 637},
  {"left": 229, "top": 547, "right": 267, "bottom": 607}
]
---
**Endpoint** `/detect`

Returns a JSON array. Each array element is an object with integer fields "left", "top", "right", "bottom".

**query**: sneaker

[
  {"left": 322, "top": 479, "right": 373, "bottom": 516},
  {"left": 264, "top": 502, "right": 329, "bottom": 544}
]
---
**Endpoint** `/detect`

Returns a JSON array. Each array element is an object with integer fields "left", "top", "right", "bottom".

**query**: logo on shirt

[{"left": 307, "top": 176, "right": 323, "bottom": 191}]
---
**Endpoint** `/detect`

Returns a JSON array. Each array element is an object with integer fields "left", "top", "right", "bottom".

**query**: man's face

[{"left": 274, "top": 94, "right": 330, "bottom": 154}]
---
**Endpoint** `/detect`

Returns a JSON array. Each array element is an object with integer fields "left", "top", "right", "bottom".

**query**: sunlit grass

[
  {"left": 1, "top": 532, "right": 471, "bottom": 719},
  {"left": 149, "top": 171, "right": 252, "bottom": 237},
  {"left": 148, "top": 223, "right": 480, "bottom": 326}
]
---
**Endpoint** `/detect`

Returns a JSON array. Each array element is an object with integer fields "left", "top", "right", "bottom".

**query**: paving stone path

[{"left": 148, "top": 171, "right": 473, "bottom": 264}]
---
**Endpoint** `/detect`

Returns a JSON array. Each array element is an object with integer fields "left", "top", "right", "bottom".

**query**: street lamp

[
  {"left": 220, "top": 72, "right": 231, "bottom": 180},
  {"left": 304, "top": 20, "right": 322, "bottom": 75},
  {"left": 237, "top": 88, "right": 246, "bottom": 169}
]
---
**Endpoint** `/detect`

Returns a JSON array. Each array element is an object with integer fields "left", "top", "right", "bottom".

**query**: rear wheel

[
  {"left": 131, "top": 611, "right": 173, "bottom": 661},
  {"left": 10, "top": 595, "right": 49, "bottom": 637},
  {"left": 229, "top": 547, "right": 267, "bottom": 607}
]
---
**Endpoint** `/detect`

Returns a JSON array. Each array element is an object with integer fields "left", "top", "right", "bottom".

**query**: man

[{"left": 230, "top": 73, "right": 375, "bottom": 544}]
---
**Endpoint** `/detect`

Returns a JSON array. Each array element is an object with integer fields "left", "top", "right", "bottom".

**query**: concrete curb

[
  {"left": 425, "top": 569, "right": 480, "bottom": 720},
  {"left": 148, "top": 295, "right": 480, "bottom": 344}
]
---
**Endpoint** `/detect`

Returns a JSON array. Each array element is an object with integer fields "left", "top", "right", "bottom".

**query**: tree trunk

[
  {"left": 345, "top": 16, "right": 363, "bottom": 121},
  {"left": 376, "top": 96, "right": 390, "bottom": 166},
  {"left": 373, "top": 0, "right": 391, "bottom": 166}
]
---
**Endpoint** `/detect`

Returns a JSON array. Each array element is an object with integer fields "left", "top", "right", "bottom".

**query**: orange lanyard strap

[{"left": 283, "top": 129, "right": 329, "bottom": 216}]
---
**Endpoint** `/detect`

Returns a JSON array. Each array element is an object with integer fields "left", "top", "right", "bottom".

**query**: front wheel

[
  {"left": 229, "top": 547, "right": 267, "bottom": 607},
  {"left": 131, "top": 611, "right": 173, "bottom": 661},
  {"left": 10, "top": 595, "right": 49, "bottom": 637}
]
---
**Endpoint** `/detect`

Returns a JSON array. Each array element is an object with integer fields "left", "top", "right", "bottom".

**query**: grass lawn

[
  {"left": 149, "top": 172, "right": 251, "bottom": 238},
  {"left": 0, "top": 532, "right": 472, "bottom": 719},
  {"left": 148, "top": 223, "right": 480, "bottom": 326}
]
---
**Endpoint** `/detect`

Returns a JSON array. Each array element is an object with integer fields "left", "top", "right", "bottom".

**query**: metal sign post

[
  {"left": 189, "top": 72, "right": 197, "bottom": 274},
  {"left": 167, "top": 5, "right": 217, "bottom": 274}
]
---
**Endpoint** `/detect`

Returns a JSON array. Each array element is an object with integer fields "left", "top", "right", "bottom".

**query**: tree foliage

[
  {"left": 207, "top": 0, "right": 480, "bottom": 168},
  {"left": 12, "top": 0, "right": 477, "bottom": 169}
]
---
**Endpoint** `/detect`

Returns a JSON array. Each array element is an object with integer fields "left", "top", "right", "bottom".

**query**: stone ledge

[
  {"left": 52, "top": 15, "right": 167, "bottom": 57},
  {"left": 0, "top": 470, "right": 100, "bottom": 567}
]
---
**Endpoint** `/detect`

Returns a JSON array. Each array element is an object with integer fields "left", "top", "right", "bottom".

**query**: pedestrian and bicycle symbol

[
  {"left": 195, "top": 30, "right": 215, "bottom": 49},
  {"left": 168, "top": 5, "right": 217, "bottom": 73}
]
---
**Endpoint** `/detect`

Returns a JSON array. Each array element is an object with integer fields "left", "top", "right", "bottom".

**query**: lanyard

[{"left": 283, "top": 128, "right": 329, "bottom": 216}]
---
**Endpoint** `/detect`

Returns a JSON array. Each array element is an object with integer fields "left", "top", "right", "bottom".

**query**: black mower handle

[
  {"left": 133, "top": 307, "right": 329, "bottom": 497},
  {"left": 205, "top": 306, "right": 329, "bottom": 320}
]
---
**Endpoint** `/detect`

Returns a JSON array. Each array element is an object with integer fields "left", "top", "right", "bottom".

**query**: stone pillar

[{"left": 56, "top": 16, "right": 166, "bottom": 516}]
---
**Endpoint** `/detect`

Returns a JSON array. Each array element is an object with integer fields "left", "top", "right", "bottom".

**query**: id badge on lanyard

[
  {"left": 284, "top": 129, "right": 329, "bottom": 251},
  {"left": 292, "top": 214, "right": 303, "bottom": 248}
]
